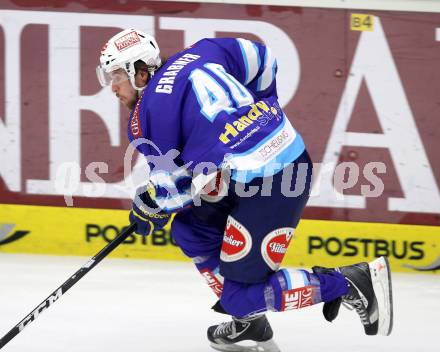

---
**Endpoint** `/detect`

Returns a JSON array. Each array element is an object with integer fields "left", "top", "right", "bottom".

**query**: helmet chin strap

[
  {"left": 130, "top": 76, "right": 146, "bottom": 92},
  {"left": 129, "top": 66, "right": 158, "bottom": 92}
]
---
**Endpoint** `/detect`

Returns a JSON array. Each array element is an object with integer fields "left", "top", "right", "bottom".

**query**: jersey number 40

[{"left": 189, "top": 63, "right": 254, "bottom": 122}]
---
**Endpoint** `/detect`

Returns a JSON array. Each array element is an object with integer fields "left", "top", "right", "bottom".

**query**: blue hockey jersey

[{"left": 128, "top": 38, "right": 305, "bottom": 212}]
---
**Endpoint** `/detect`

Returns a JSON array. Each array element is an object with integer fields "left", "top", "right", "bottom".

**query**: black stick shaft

[{"left": 0, "top": 223, "right": 136, "bottom": 350}]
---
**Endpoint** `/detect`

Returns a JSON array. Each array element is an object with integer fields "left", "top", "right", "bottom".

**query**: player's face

[
  {"left": 111, "top": 69, "right": 138, "bottom": 110},
  {"left": 111, "top": 69, "right": 149, "bottom": 110}
]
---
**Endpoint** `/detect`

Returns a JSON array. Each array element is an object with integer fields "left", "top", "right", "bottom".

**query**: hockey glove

[{"left": 129, "top": 183, "right": 171, "bottom": 236}]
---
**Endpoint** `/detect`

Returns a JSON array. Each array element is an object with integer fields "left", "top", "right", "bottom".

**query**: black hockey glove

[{"left": 129, "top": 184, "right": 171, "bottom": 236}]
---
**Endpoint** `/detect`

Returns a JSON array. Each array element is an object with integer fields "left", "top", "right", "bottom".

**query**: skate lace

[
  {"left": 214, "top": 321, "right": 235, "bottom": 337},
  {"left": 342, "top": 296, "right": 369, "bottom": 325}
]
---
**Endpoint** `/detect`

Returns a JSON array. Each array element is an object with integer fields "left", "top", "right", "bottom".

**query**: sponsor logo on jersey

[
  {"left": 0, "top": 223, "right": 30, "bottom": 246},
  {"left": 130, "top": 90, "right": 144, "bottom": 138},
  {"left": 261, "top": 228, "right": 295, "bottom": 270},
  {"left": 282, "top": 286, "right": 315, "bottom": 311},
  {"left": 200, "top": 269, "right": 224, "bottom": 297},
  {"left": 220, "top": 216, "right": 252, "bottom": 262},
  {"left": 114, "top": 31, "right": 140, "bottom": 51},
  {"left": 219, "top": 100, "right": 282, "bottom": 147},
  {"left": 131, "top": 109, "right": 141, "bottom": 137},
  {"left": 258, "top": 130, "right": 291, "bottom": 162}
]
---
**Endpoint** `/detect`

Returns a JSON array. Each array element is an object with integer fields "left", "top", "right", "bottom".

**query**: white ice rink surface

[{"left": 0, "top": 253, "right": 438, "bottom": 352}]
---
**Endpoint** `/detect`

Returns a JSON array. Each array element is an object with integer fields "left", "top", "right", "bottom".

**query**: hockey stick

[{"left": 0, "top": 223, "right": 136, "bottom": 350}]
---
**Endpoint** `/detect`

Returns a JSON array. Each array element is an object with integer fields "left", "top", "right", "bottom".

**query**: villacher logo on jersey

[
  {"left": 262, "top": 228, "right": 295, "bottom": 270},
  {"left": 0, "top": 223, "right": 30, "bottom": 246}
]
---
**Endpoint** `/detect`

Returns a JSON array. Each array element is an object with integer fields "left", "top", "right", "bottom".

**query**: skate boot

[
  {"left": 207, "top": 314, "right": 280, "bottom": 352},
  {"left": 314, "top": 256, "right": 393, "bottom": 336}
]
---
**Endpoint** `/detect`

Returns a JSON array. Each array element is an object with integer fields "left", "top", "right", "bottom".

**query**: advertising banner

[
  {"left": 0, "top": 204, "right": 438, "bottom": 273},
  {"left": 0, "top": 1, "right": 439, "bottom": 273}
]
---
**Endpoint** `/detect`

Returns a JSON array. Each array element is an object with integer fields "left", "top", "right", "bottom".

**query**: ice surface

[{"left": 0, "top": 253, "right": 438, "bottom": 352}]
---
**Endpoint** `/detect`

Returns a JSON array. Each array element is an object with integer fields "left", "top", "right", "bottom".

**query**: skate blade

[
  {"left": 369, "top": 256, "right": 394, "bottom": 336},
  {"left": 210, "top": 339, "right": 281, "bottom": 352}
]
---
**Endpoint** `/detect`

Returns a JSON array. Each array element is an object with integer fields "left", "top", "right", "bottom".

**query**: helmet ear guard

[{"left": 96, "top": 29, "right": 162, "bottom": 90}]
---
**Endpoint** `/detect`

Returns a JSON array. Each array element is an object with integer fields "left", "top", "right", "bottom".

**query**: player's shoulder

[
  {"left": 143, "top": 37, "right": 244, "bottom": 103},
  {"left": 144, "top": 47, "right": 204, "bottom": 100},
  {"left": 191, "top": 37, "right": 246, "bottom": 56}
]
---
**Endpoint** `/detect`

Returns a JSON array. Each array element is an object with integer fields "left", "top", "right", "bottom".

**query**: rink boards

[
  {"left": 0, "top": 203, "right": 438, "bottom": 274},
  {"left": 0, "top": 2, "right": 440, "bottom": 278}
]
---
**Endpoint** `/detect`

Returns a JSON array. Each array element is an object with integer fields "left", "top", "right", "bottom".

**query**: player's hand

[{"left": 129, "top": 183, "right": 171, "bottom": 236}]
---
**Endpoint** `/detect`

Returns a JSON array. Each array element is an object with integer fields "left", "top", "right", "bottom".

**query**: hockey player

[{"left": 96, "top": 29, "right": 393, "bottom": 351}]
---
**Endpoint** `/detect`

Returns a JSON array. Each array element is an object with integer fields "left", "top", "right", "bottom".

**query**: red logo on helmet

[
  {"left": 220, "top": 216, "right": 252, "bottom": 262},
  {"left": 114, "top": 31, "right": 140, "bottom": 52},
  {"left": 100, "top": 42, "right": 108, "bottom": 53},
  {"left": 261, "top": 228, "right": 295, "bottom": 270}
]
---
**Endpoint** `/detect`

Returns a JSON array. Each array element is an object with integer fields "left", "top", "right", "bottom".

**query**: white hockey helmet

[{"left": 96, "top": 28, "right": 161, "bottom": 91}]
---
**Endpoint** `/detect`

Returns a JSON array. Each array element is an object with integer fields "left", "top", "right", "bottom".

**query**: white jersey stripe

[
  {"left": 237, "top": 38, "right": 260, "bottom": 85},
  {"left": 257, "top": 47, "right": 277, "bottom": 91},
  {"left": 224, "top": 118, "right": 297, "bottom": 171},
  {"left": 286, "top": 269, "right": 307, "bottom": 289}
]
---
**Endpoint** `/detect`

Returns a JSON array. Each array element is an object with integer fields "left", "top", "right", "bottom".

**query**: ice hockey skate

[
  {"left": 315, "top": 256, "right": 393, "bottom": 336},
  {"left": 207, "top": 314, "right": 280, "bottom": 352}
]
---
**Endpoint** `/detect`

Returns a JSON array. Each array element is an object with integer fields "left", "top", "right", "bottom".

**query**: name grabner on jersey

[{"left": 155, "top": 54, "right": 201, "bottom": 94}]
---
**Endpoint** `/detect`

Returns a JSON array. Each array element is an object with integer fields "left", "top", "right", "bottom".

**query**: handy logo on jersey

[
  {"left": 200, "top": 269, "right": 224, "bottom": 297},
  {"left": 282, "top": 286, "right": 315, "bottom": 311},
  {"left": 219, "top": 100, "right": 281, "bottom": 146},
  {"left": 261, "top": 228, "right": 294, "bottom": 270},
  {"left": 114, "top": 31, "right": 140, "bottom": 51},
  {"left": 220, "top": 216, "right": 252, "bottom": 262}
]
